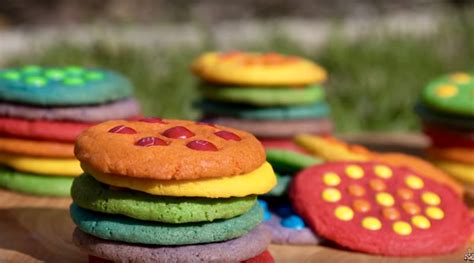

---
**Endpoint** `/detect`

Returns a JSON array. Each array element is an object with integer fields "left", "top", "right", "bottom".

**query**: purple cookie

[
  {"left": 73, "top": 225, "right": 271, "bottom": 263},
  {"left": 0, "top": 98, "right": 141, "bottom": 122},
  {"left": 264, "top": 213, "right": 322, "bottom": 245}
]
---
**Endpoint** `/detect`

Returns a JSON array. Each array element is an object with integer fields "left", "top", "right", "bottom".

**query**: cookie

[
  {"left": 70, "top": 203, "right": 262, "bottom": 245},
  {"left": 423, "top": 123, "right": 474, "bottom": 148},
  {"left": 0, "top": 66, "right": 133, "bottom": 106},
  {"left": 0, "top": 117, "right": 91, "bottom": 143},
  {"left": 265, "top": 174, "right": 292, "bottom": 197},
  {"left": 0, "top": 166, "right": 73, "bottom": 196},
  {"left": 72, "top": 173, "right": 257, "bottom": 223},
  {"left": 0, "top": 98, "right": 141, "bottom": 123},
  {"left": 73, "top": 225, "right": 271, "bottom": 263},
  {"left": 241, "top": 250, "right": 274, "bottom": 263},
  {"left": 0, "top": 153, "right": 81, "bottom": 176},
  {"left": 421, "top": 72, "right": 474, "bottom": 116},
  {"left": 0, "top": 137, "right": 74, "bottom": 158},
  {"left": 432, "top": 159, "right": 474, "bottom": 186},
  {"left": 75, "top": 119, "right": 266, "bottom": 180},
  {"left": 290, "top": 162, "right": 470, "bottom": 256},
  {"left": 266, "top": 149, "right": 322, "bottom": 174},
  {"left": 192, "top": 51, "right": 327, "bottom": 86},
  {"left": 200, "top": 84, "right": 324, "bottom": 106},
  {"left": 414, "top": 103, "right": 474, "bottom": 130},
  {"left": 84, "top": 162, "right": 275, "bottom": 198},
  {"left": 204, "top": 118, "right": 333, "bottom": 138},
  {"left": 427, "top": 146, "right": 474, "bottom": 164},
  {"left": 260, "top": 138, "right": 307, "bottom": 153}
]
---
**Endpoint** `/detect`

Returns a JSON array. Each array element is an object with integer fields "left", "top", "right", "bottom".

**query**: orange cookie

[
  {"left": 0, "top": 137, "right": 74, "bottom": 158},
  {"left": 426, "top": 146, "right": 474, "bottom": 165},
  {"left": 192, "top": 51, "right": 327, "bottom": 86},
  {"left": 75, "top": 118, "right": 266, "bottom": 180}
]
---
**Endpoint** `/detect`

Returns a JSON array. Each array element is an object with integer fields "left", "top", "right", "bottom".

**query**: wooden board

[{"left": 0, "top": 133, "right": 472, "bottom": 263}]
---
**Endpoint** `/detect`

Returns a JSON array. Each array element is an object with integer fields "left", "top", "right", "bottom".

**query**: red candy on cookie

[{"left": 290, "top": 161, "right": 470, "bottom": 256}]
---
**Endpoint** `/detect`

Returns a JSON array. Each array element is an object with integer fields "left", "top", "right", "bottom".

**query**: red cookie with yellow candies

[
  {"left": 75, "top": 118, "right": 266, "bottom": 180},
  {"left": 290, "top": 161, "right": 470, "bottom": 256}
]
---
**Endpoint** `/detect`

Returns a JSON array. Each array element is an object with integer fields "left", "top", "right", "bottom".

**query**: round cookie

[
  {"left": 192, "top": 51, "right": 327, "bottom": 86},
  {"left": 422, "top": 72, "right": 474, "bottom": 116},
  {"left": 70, "top": 203, "right": 262, "bottom": 245},
  {"left": 427, "top": 146, "right": 474, "bottom": 164},
  {"left": 414, "top": 103, "right": 474, "bottom": 130},
  {"left": 0, "top": 166, "right": 73, "bottom": 196},
  {"left": 0, "top": 117, "right": 92, "bottom": 142},
  {"left": 0, "top": 66, "right": 133, "bottom": 106},
  {"left": 204, "top": 118, "right": 333, "bottom": 138},
  {"left": 423, "top": 123, "right": 474, "bottom": 148},
  {"left": 0, "top": 153, "right": 81, "bottom": 176},
  {"left": 73, "top": 225, "right": 271, "bottom": 263},
  {"left": 75, "top": 119, "right": 266, "bottom": 180},
  {"left": 432, "top": 159, "right": 474, "bottom": 186},
  {"left": 260, "top": 138, "right": 308, "bottom": 153},
  {"left": 0, "top": 98, "right": 141, "bottom": 122},
  {"left": 0, "top": 137, "right": 74, "bottom": 158},
  {"left": 266, "top": 149, "right": 322, "bottom": 174},
  {"left": 290, "top": 162, "right": 470, "bottom": 256},
  {"left": 84, "top": 162, "right": 276, "bottom": 198},
  {"left": 200, "top": 84, "right": 324, "bottom": 106},
  {"left": 72, "top": 173, "right": 257, "bottom": 223}
]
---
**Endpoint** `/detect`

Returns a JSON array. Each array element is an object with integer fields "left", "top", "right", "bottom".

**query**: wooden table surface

[{"left": 0, "top": 133, "right": 472, "bottom": 263}]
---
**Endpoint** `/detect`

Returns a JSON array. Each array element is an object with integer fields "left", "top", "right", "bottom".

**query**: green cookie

[
  {"left": 0, "top": 166, "right": 73, "bottom": 197},
  {"left": 422, "top": 72, "right": 474, "bottom": 116},
  {"left": 72, "top": 174, "right": 257, "bottom": 224},
  {"left": 266, "top": 149, "right": 322, "bottom": 174},
  {"left": 201, "top": 83, "right": 324, "bottom": 106},
  {"left": 70, "top": 203, "right": 262, "bottom": 246},
  {"left": 265, "top": 173, "right": 292, "bottom": 196}
]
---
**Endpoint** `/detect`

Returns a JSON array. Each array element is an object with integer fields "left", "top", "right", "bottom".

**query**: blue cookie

[{"left": 0, "top": 66, "right": 133, "bottom": 106}]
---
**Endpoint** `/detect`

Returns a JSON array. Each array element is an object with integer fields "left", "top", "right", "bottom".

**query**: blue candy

[{"left": 281, "top": 215, "right": 306, "bottom": 229}]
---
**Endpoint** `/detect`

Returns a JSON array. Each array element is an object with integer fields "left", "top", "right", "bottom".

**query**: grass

[{"left": 4, "top": 10, "right": 474, "bottom": 133}]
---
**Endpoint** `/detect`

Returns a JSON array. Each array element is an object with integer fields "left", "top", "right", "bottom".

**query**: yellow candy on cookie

[{"left": 0, "top": 153, "right": 82, "bottom": 176}]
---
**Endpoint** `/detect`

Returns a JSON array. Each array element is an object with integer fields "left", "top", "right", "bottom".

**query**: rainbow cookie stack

[
  {"left": 70, "top": 119, "right": 276, "bottom": 262},
  {"left": 415, "top": 72, "right": 474, "bottom": 193},
  {"left": 0, "top": 65, "right": 140, "bottom": 196}
]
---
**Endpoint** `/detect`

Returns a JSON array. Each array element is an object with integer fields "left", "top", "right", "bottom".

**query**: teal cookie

[
  {"left": 422, "top": 72, "right": 474, "bottom": 116},
  {"left": 70, "top": 203, "right": 262, "bottom": 245},
  {"left": 266, "top": 149, "right": 322, "bottom": 174},
  {"left": 201, "top": 83, "right": 324, "bottom": 106},
  {"left": 199, "top": 100, "right": 330, "bottom": 120},
  {"left": 265, "top": 173, "right": 292, "bottom": 196},
  {"left": 0, "top": 166, "right": 73, "bottom": 197},
  {"left": 0, "top": 66, "right": 133, "bottom": 106},
  {"left": 71, "top": 174, "right": 257, "bottom": 224}
]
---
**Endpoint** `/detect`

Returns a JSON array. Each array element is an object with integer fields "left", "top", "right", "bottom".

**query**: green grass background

[{"left": 5, "top": 11, "right": 474, "bottom": 133}]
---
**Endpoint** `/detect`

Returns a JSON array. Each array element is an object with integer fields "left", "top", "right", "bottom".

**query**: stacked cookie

[
  {"left": 0, "top": 65, "right": 139, "bottom": 196},
  {"left": 192, "top": 51, "right": 332, "bottom": 151},
  {"left": 71, "top": 119, "right": 277, "bottom": 262},
  {"left": 415, "top": 72, "right": 474, "bottom": 192}
]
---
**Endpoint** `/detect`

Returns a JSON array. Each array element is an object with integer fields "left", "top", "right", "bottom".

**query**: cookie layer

[
  {"left": 423, "top": 123, "right": 474, "bottom": 148},
  {"left": 432, "top": 159, "right": 474, "bottom": 185},
  {"left": 192, "top": 52, "right": 327, "bottom": 86},
  {"left": 0, "top": 166, "right": 73, "bottom": 196},
  {"left": 72, "top": 174, "right": 257, "bottom": 223},
  {"left": 85, "top": 162, "right": 276, "bottom": 198},
  {"left": 0, "top": 137, "right": 74, "bottom": 158},
  {"left": 75, "top": 119, "right": 266, "bottom": 180},
  {"left": 73, "top": 225, "right": 271, "bottom": 263},
  {"left": 70, "top": 203, "right": 262, "bottom": 245},
  {"left": 0, "top": 98, "right": 141, "bottom": 122},
  {"left": 291, "top": 162, "right": 470, "bottom": 256},
  {"left": 414, "top": 103, "right": 474, "bottom": 130},
  {"left": 260, "top": 138, "right": 307, "bottom": 153},
  {"left": 200, "top": 84, "right": 324, "bottom": 106},
  {"left": 0, "top": 153, "right": 81, "bottom": 176},
  {"left": 0, "top": 66, "right": 133, "bottom": 106},
  {"left": 266, "top": 149, "right": 322, "bottom": 174},
  {"left": 427, "top": 147, "right": 474, "bottom": 164}
]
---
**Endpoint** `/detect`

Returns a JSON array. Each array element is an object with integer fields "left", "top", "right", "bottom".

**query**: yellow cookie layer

[
  {"left": 86, "top": 162, "right": 277, "bottom": 198},
  {"left": 192, "top": 52, "right": 327, "bottom": 86},
  {"left": 295, "top": 134, "right": 369, "bottom": 161},
  {"left": 0, "top": 153, "right": 81, "bottom": 176},
  {"left": 433, "top": 159, "right": 474, "bottom": 185}
]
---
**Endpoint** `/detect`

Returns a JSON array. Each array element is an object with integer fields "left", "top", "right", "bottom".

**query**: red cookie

[
  {"left": 290, "top": 161, "right": 470, "bottom": 256},
  {"left": 423, "top": 124, "right": 474, "bottom": 148},
  {"left": 260, "top": 138, "right": 308, "bottom": 154}
]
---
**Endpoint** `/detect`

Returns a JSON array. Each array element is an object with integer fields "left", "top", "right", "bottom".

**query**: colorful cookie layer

[
  {"left": 266, "top": 149, "right": 322, "bottom": 174},
  {"left": 70, "top": 203, "right": 262, "bottom": 245},
  {"left": 0, "top": 153, "right": 81, "bottom": 176},
  {"left": 0, "top": 66, "right": 133, "bottom": 106},
  {"left": 0, "top": 137, "right": 74, "bottom": 158},
  {"left": 291, "top": 162, "right": 470, "bottom": 256},
  {"left": 72, "top": 174, "right": 257, "bottom": 223},
  {"left": 192, "top": 52, "right": 327, "bottom": 86},
  {"left": 200, "top": 84, "right": 324, "bottom": 106},
  {"left": 0, "top": 166, "right": 73, "bottom": 197},
  {"left": 84, "top": 162, "right": 276, "bottom": 198},
  {"left": 75, "top": 119, "right": 266, "bottom": 180},
  {"left": 432, "top": 159, "right": 474, "bottom": 185},
  {"left": 427, "top": 146, "right": 474, "bottom": 165},
  {"left": 414, "top": 103, "right": 474, "bottom": 130},
  {"left": 423, "top": 123, "right": 474, "bottom": 148},
  {"left": 260, "top": 138, "right": 308, "bottom": 153}
]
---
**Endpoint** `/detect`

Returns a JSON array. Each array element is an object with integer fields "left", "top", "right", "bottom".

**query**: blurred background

[{"left": 0, "top": 0, "right": 473, "bottom": 133}]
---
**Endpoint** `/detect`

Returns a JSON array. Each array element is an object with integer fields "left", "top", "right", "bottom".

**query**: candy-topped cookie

[
  {"left": 75, "top": 118, "right": 266, "bottom": 180},
  {"left": 290, "top": 161, "right": 470, "bottom": 256},
  {"left": 422, "top": 72, "right": 474, "bottom": 116},
  {"left": 192, "top": 52, "right": 327, "bottom": 86},
  {"left": 0, "top": 66, "right": 133, "bottom": 106}
]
